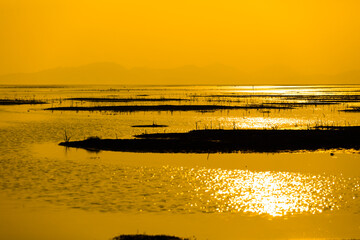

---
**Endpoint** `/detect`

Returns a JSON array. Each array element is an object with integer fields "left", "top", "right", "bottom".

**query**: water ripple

[{"left": 0, "top": 158, "right": 359, "bottom": 216}]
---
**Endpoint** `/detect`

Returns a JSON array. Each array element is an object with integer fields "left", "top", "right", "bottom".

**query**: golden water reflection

[
  {"left": 184, "top": 168, "right": 359, "bottom": 217},
  {"left": 218, "top": 116, "right": 301, "bottom": 130},
  {"left": 0, "top": 155, "right": 359, "bottom": 217}
]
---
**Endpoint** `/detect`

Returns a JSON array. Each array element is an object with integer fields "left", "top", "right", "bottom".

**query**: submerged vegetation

[
  {"left": 42, "top": 93, "right": 360, "bottom": 114},
  {"left": 59, "top": 127, "right": 360, "bottom": 153},
  {"left": 192, "top": 94, "right": 360, "bottom": 102},
  {"left": 191, "top": 94, "right": 360, "bottom": 108}
]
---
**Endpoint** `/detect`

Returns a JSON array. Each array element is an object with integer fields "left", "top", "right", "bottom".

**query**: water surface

[{"left": 0, "top": 85, "right": 360, "bottom": 239}]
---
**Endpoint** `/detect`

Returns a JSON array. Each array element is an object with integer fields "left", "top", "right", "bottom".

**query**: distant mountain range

[{"left": 0, "top": 62, "right": 359, "bottom": 85}]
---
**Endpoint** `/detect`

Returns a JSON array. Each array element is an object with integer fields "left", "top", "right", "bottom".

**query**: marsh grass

[{"left": 63, "top": 129, "right": 71, "bottom": 143}]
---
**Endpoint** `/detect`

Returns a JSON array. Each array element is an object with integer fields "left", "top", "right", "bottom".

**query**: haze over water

[{"left": 0, "top": 85, "right": 360, "bottom": 239}]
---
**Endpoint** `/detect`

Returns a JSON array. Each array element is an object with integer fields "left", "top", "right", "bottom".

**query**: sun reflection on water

[
  {"left": 1, "top": 156, "right": 359, "bottom": 216},
  {"left": 217, "top": 117, "right": 300, "bottom": 129},
  {"left": 183, "top": 168, "right": 359, "bottom": 217}
]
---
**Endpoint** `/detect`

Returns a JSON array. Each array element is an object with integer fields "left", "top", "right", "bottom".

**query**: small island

[
  {"left": 59, "top": 126, "right": 360, "bottom": 153},
  {"left": 112, "top": 234, "right": 188, "bottom": 240}
]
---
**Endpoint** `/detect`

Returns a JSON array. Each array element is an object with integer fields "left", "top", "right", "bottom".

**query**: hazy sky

[{"left": 1, "top": 0, "right": 360, "bottom": 76}]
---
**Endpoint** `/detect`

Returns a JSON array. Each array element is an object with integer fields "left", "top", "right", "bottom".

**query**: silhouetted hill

[{"left": 0, "top": 62, "right": 359, "bottom": 85}]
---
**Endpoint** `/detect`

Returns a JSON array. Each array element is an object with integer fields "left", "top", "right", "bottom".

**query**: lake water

[{"left": 0, "top": 85, "right": 360, "bottom": 239}]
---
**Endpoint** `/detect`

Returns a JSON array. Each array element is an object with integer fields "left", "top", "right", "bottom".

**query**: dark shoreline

[
  {"left": 0, "top": 99, "right": 46, "bottom": 105},
  {"left": 67, "top": 97, "right": 188, "bottom": 102},
  {"left": 340, "top": 107, "right": 360, "bottom": 112},
  {"left": 59, "top": 127, "right": 360, "bottom": 153}
]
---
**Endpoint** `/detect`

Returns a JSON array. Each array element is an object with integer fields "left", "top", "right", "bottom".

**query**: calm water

[{"left": 0, "top": 85, "right": 360, "bottom": 239}]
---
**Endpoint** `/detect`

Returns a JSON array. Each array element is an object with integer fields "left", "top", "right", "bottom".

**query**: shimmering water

[
  {"left": 2, "top": 155, "right": 359, "bottom": 216},
  {"left": 0, "top": 85, "right": 360, "bottom": 239}
]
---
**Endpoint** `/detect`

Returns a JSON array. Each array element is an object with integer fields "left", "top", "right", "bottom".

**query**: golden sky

[{"left": 1, "top": 0, "right": 360, "bottom": 78}]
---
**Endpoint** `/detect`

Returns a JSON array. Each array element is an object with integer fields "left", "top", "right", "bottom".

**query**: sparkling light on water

[
  {"left": 182, "top": 168, "right": 359, "bottom": 216},
  {"left": 2, "top": 156, "right": 358, "bottom": 217}
]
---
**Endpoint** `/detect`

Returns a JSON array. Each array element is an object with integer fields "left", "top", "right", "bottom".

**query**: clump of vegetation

[
  {"left": 86, "top": 136, "right": 101, "bottom": 141},
  {"left": 112, "top": 234, "right": 189, "bottom": 240},
  {"left": 63, "top": 129, "right": 71, "bottom": 143},
  {"left": 132, "top": 122, "right": 168, "bottom": 128}
]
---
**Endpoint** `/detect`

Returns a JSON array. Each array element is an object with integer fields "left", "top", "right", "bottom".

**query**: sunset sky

[{"left": 1, "top": 0, "right": 360, "bottom": 83}]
